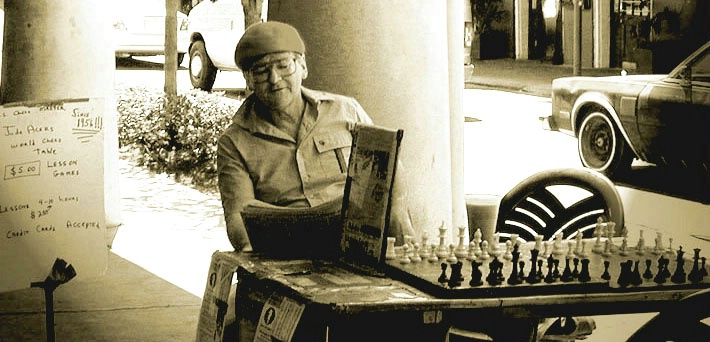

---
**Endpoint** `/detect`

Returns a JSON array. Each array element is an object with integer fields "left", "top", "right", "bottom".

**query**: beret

[{"left": 235, "top": 21, "right": 306, "bottom": 70}]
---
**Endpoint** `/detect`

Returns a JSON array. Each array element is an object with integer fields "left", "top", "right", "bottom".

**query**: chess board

[{"left": 385, "top": 237, "right": 710, "bottom": 299}]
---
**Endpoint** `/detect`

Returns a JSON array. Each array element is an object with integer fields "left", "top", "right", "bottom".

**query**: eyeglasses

[{"left": 248, "top": 58, "right": 297, "bottom": 83}]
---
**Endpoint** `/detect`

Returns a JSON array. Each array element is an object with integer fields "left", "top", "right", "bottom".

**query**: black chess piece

[
  {"left": 438, "top": 263, "right": 449, "bottom": 283},
  {"left": 578, "top": 259, "right": 591, "bottom": 282},
  {"left": 526, "top": 249, "right": 541, "bottom": 284},
  {"left": 486, "top": 258, "right": 504, "bottom": 286},
  {"left": 631, "top": 260, "right": 643, "bottom": 286},
  {"left": 518, "top": 261, "right": 526, "bottom": 280},
  {"left": 507, "top": 258, "right": 521, "bottom": 285},
  {"left": 571, "top": 258, "right": 579, "bottom": 279},
  {"left": 601, "top": 260, "right": 611, "bottom": 281},
  {"left": 560, "top": 258, "right": 573, "bottom": 282},
  {"left": 701, "top": 257, "right": 708, "bottom": 278},
  {"left": 448, "top": 261, "right": 464, "bottom": 287},
  {"left": 536, "top": 259, "right": 544, "bottom": 280},
  {"left": 643, "top": 259, "right": 653, "bottom": 279},
  {"left": 552, "top": 258, "right": 561, "bottom": 279},
  {"left": 469, "top": 260, "right": 483, "bottom": 287},
  {"left": 544, "top": 256, "right": 556, "bottom": 283},
  {"left": 688, "top": 248, "right": 702, "bottom": 284},
  {"left": 654, "top": 256, "right": 668, "bottom": 284},
  {"left": 671, "top": 247, "right": 687, "bottom": 284},
  {"left": 617, "top": 260, "right": 632, "bottom": 287}
]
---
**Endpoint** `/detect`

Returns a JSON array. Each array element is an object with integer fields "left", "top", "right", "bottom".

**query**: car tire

[
  {"left": 577, "top": 111, "right": 633, "bottom": 178},
  {"left": 189, "top": 40, "right": 217, "bottom": 91}
]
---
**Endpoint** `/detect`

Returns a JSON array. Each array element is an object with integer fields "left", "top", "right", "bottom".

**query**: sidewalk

[{"left": 0, "top": 59, "right": 636, "bottom": 341}]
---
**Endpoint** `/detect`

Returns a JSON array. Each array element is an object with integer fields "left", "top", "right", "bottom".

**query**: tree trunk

[{"left": 242, "top": 0, "right": 264, "bottom": 28}]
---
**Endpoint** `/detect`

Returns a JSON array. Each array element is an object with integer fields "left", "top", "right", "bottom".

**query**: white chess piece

[
  {"left": 534, "top": 235, "right": 543, "bottom": 251},
  {"left": 446, "top": 244, "right": 458, "bottom": 263},
  {"left": 385, "top": 237, "right": 397, "bottom": 260},
  {"left": 479, "top": 240, "right": 490, "bottom": 260},
  {"left": 428, "top": 244, "right": 439, "bottom": 263},
  {"left": 399, "top": 244, "right": 411, "bottom": 264},
  {"left": 503, "top": 240, "right": 513, "bottom": 260},
  {"left": 411, "top": 243, "right": 422, "bottom": 263},
  {"left": 636, "top": 229, "right": 646, "bottom": 256},
  {"left": 455, "top": 226, "right": 468, "bottom": 259},
  {"left": 552, "top": 233, "right": 565, "bottom": 256},
  {"left": 436, "top": 222, "right": 449, "bottom": 259}
]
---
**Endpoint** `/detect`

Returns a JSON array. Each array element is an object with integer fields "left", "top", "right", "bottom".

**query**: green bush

[{"left": 116, "top": 86, "right": 242, "bottom": 189}]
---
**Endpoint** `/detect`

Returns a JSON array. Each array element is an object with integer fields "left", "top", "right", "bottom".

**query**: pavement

[{"left": 0, "top": 59, "right": 647, "bottom": 342}]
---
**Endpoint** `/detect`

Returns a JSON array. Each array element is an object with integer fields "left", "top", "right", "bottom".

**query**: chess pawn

[
  {"left": 503, "top": 240, "right": 513, "bottom": 261},
  {"left": 636, "top": 230, "right": 646, "bottom": 255},
  {"left": 652, "top": 232, "right": 663, "bottom": 255},
  {"left": 592, "top": 228, "right": 604, "bottom": 254},
  {"left": 666, "top": 238, "right": 674, "bottom": 256},
  {"left": 385, "top": 237, "right": 397, "bottom": 260},
  {"left": 578, "top": 240, "right": 589, "bottom": 258},
  {"left": 607, "top": 222, "right": 618, "bottom": 253},
  {"left": 602, "top": 238, "right": 612, "bottom": 257},
  {"left": 446, "top": 244, "right": 459, "bottom": 263},
  {"left": 399, "top": 244, "right": 411, "bottom": 264},
  {"left": 427, "top": 244, "right": 439, "bottom": 263},
  {"left": 420, "top": 235, "right": 430, "bottom": 259},
  {"left": 479, "top": 240, "right": 490, "bottom": 260},
  {"left": 466, "top": 241, "right": 477, "bottom": 261},
  {"left": 575, "top": 230, "right": 583, "bottom": 255},
  {"left": 410, "top": 243, "right": 422, "bottom": 263},
  {"left": 489, "top": 233, "right": 502, "bottom": 258},
  {"left": 619, "top": 236, "right": 629, "bottom": 256}
]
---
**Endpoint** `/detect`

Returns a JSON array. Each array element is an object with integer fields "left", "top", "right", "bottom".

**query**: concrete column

[
  {"left": 269, "top": 0, "right": 453, "bottom": 242},
  {"left": 1, "top": 1, "right": 121, "bottom": 228},
  {"left": 593, "top": 0, "right": 611, "bottom": 68},
  {"left": 447, "top": 0, "right": 469, "bottom": 239},
  {"left": 515, "top": 0, "right": 530, "bottom": 59}
]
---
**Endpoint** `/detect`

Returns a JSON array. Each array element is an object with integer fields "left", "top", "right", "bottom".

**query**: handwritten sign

[{"left": 0, "top": 98, "right": 107, "bottom": 293}]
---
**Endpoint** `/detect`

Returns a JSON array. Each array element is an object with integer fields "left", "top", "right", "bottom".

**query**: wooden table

[{"left": 194, "top": 246, "right": 710, "bottom": 341}]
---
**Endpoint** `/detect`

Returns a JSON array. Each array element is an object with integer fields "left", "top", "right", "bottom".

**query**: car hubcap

[
  {"left": 580, "top": 114, "right": 614, "bottom": 170},
  {"left": 191, "top": 55, "right": 203, "bottom": 77}
]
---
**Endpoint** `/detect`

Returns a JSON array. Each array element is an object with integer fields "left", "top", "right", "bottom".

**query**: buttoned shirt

[{"left": 217, "top": 87, "right": 373, "bottom": 244}]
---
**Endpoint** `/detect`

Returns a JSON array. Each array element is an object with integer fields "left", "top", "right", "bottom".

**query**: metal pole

[
  {"left": 165, "top": 0, "right": 178, "bottom": 96},
  {"left": 573, "top": 0, "right": 582, "bottom": 75}
]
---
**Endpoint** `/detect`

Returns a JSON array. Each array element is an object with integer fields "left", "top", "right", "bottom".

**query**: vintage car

[{"left": 544, "top": 40, "right": 710, "bottom": 178}]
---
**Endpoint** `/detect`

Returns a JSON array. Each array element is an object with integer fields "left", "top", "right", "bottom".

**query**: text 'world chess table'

[{"left": 197, "top": 236, "right": 710, "bottom": 342}]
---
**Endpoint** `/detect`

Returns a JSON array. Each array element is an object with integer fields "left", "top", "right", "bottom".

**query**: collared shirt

[{"left": 217, "top": 86, "right": 373, "bottom": 237}]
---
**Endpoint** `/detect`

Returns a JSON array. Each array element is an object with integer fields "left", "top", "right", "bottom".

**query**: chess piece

[
  {"left": 552, "top": 233, "right": 566, "bottom": 257},
  {"left": 592, "top": 218, "right": 604, "bottom": 254},
  {"left": 507, "top": 244, "right": 522, "bottom": 285},
  {"left": 427, "top": 244, "right": 439, "bottom": 263},
  {"left": 654, "top": 256, "right": 668, "bottom": 284},
  {"left": 666, "top": 238, "right": 674, "bottom": 255},
  {"left": 466, "top": 240, "right": 477, "bottom": 261},
  {"left": 536, "top": 259, "right": 545, "bottom": 281},
  {"left": 469, "top": 260, "right": 484, "bottom": 287},
  {"left": 436, "top": 222, "right": 449, "bottom": 259},
  {"left": 543, "top": 241, "right": 551, "bottom": 259},
  {"left": 455, "top": 226, "right": 468, "bottom": 259},
  {"left": 560, "top": 258, "right": 573, "bottom": 282},
  {"left": 618, "top": 260, "right": 633, "bottom": 287},
  {"left": 438, "top": 263, "right": 449, "bottom": 283},
  {"left": 448, "top": 261, "right": 464, "bottom": 288},
  {"left": 572, "top": 258, "right": 580, "bottom": 279},
  {"left": 544, "top": 256, "right": 556, "bottom": 283},
  {"left": 526, "top": 249, "right": 541, "bottom": 284},
  {"left": 607, "top": 222, "right": 618, "bottom": 253},
  {"left": 701, "top": 257, "right": 708, "bottom": 278},
  {"left": 509, "top": 234, "right": 519, "bottom": 249},
  {"left": 631, "top": 260, "right": 643, "bottom": 286},
  {"left": 534, "top": 235, "right": 543, "bottom": 252},
  {"left": 446, "top": 244, "right": 458, "bottom": 263},
  {"left": 688, "top": 248, "right": 702, "bottom": 284},
  {"left": 602, "top": 238, "right": 612, "bottom": 257},
  {"left": 652, "top": 232, "right": 663, "bottom": 255},
  {"left": 619, "top": 236, "right": 629, "bottom": 256},
  {"left": 489, "top": 233, "right": 502, "bottom": 258},
  {"left": 601, "top": 260, "right": 611, "bottom": 280},
  {"left": 578, "top": 240, "right": 589, "bottom": 258},
  {"left": 419, "top": 235, "right": 430, "bottom": 259},
  {"left": 567, "top": 240, "right": 575, "bottom": 258},
  {"left": 399, "top": 244, "right": 411, "bottom": 264},
  {"left": 643, "top": 259, "right": 653, "bottom": 279},
  {"left": 410, "top": 243, "right": 422, "bottom": 263},
  {"left": 636, "top": 230, "right": 646, "bottom": 256},
  {"left": 385, "top": 237, "right": 397, "bottom": 260},
  {"left": 518, "top": 261, "right": 526, "bottom": 281},
  {"left": 479, "top": 240, "right": 490, "bottom": 260},
  {"left": 472, "top": 229, "right": 483, "bottom": 257},
  {"left": 578, "top": 259, "right": 591, "bottom": 282},
  {"left": 503, "top": 240, "right": 513, "bottom": 261},
  {"left": 575, "top": 229, "right": 583, "bottom": 255},
  {"left": 671, "top": 246, "right": 687, "bottom": 284}
]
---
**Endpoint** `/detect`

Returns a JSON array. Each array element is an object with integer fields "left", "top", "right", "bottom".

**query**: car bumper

[
  {"left": 114, "top": 33, "right": 189, "bottom": 56},
  {"left": 539, "top": 115, "right": 559, "bottom": 131}
]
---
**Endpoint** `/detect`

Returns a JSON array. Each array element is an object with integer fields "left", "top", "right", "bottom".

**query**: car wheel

[
  {"left": 189, "top": 40, "right": 217, "bottom": 91},
  {"left": 177, "top": 53, "right": 185, "bottom": 66},
  {"left": 577, "top": 111, "right": 633, "bottom": 178}
]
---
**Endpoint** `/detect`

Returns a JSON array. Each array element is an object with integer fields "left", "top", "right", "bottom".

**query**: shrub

[{"left": 116, "top": 86, "right": 242, "bottom": 189}]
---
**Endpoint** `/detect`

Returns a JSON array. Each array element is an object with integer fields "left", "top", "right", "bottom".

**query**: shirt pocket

[{"left": 313, "top": 132, "right": 352, "bottom": 174}]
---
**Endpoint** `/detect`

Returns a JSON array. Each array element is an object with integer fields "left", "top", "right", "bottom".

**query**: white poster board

[{"left": 0, "top": 98, "right": 107, "bottom": 293}]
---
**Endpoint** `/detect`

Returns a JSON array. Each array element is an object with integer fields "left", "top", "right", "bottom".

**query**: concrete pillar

[
  {"left": 269, "top": 1, "right": 454, "bottom": 242},
  {"left": 447, "top": 0, "right": 469, "bottom": 239},
  {"left": 515, "top": 0, "right": 530, "bottom": 59},
  {"left": 1, "top": 1, "right": 121, "bottom": 228},
  {"left": 593, "top": 0, "right": 611, "bottom": 68}
]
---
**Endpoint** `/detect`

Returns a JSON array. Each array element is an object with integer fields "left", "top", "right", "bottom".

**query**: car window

[{"left": 691, "top": 50, "right": 710, "bottom": 84}]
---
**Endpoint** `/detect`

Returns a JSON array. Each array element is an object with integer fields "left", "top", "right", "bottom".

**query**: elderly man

[{"left": 217, "top": 20, "right": 413, "bottom": 252}]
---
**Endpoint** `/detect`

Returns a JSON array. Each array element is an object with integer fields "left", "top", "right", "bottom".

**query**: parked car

[
  {"left": 544, "top": 40, "right": 710, "bottom": 178},
  {"left": 187, "top": 0, "right": 251, "bottom": 91},
  {"left": 113, "top": 0, "right": 189, "bottom": 64}
]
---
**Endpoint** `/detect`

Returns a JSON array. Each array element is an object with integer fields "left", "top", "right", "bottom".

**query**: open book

[{"left": 240, "top": 198, "right": 343, "bottom": 258}]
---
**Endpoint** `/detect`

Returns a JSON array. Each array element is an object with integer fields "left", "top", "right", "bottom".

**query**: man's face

[{"left": 245, "top": 52, "right": 307, "bottom": 111}]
